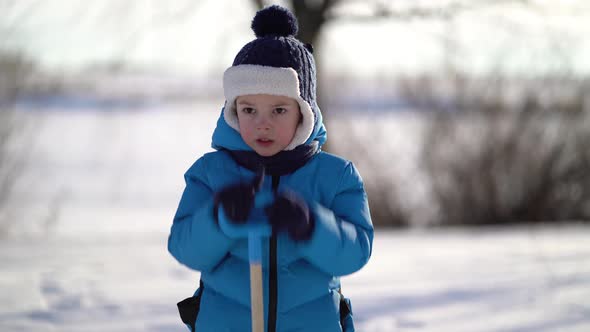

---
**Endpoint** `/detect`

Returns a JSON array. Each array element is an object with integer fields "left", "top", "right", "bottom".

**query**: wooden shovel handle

[{"left": 250, "top": 263, "right": 264, "bottom": 332}]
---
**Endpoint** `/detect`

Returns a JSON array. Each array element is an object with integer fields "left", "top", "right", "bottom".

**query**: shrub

[{"left": 402, "top": 73, "right": 590, "bottom": 225}]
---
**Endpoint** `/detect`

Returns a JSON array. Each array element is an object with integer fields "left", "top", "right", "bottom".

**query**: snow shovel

[{"left": 218, "top": 173, "right": 272, "bottom": 332}]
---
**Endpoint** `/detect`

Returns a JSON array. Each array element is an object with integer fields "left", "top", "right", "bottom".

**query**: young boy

[{"left": 168, "top": 5, "right": 373, "bottom": 332}]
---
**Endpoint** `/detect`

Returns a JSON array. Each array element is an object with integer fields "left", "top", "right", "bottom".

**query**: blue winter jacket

[{"left": 168, "top": 107, "right": 373, "bottom": 331}]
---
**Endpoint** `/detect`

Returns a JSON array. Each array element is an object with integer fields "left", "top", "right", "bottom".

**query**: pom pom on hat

[{"left": 251, "top": 5, "right": 299, "bottom": 38}]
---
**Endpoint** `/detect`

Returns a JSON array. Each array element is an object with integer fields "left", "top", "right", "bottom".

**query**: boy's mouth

[{"left": 256, "top": 138, "right": 274, "bottom": 146}]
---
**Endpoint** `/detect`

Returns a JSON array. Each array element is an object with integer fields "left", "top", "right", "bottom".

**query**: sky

[{"left": 2, "top": 0, "right": 590, "bottom": 78}]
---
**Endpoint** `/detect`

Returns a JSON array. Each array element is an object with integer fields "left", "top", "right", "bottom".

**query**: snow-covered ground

[
  {"left": 1, "top": 102, "right": 590, "bottom": 331},
  {"left": 2, "top": 226, "right": 589, "bottom": 332}
]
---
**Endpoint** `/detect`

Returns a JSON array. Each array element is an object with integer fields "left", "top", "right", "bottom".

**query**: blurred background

[
  {"left": 1, "top": 1, "right": 590, "bottom": 331},
  {"left": 1, "top": 0, "right": 589, "bottom": 233}
]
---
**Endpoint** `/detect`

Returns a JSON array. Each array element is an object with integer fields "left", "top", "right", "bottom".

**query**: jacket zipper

[{"left": 268, "top": 175, "right": 280, "bottom": 332}]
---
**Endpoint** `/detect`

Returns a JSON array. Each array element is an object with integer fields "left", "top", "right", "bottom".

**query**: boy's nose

[{"left": 256, "top": 116, "right": 271, "bottom": 130}]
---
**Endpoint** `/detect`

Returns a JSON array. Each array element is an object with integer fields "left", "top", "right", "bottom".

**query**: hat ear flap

[{"left": 304, "top": 43, "right": 314, "bottom": 54}]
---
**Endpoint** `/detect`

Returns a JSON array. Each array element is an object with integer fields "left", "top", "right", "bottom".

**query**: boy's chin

[
  {"left": 247, "top": 140, "right": 289, "bottom": 157},
  {"left": 254, "top": 149, "right": 279, "bottom": 157},
  {"left": 251, "top": 145, "right": 281, "bottom": 157}
]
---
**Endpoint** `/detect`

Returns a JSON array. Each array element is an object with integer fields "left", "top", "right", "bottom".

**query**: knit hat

[{"left": 223, "top": 5, "right": 318, "bottom": 151}]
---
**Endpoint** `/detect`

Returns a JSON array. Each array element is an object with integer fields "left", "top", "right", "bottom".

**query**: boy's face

[{"left": 236, "top": 94, "right": 301, "bottom": 157}]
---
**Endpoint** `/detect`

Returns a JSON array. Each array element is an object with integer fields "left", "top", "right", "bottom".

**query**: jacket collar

[{"left": 226, "top": 142, "right": 319, "bottom": 176}]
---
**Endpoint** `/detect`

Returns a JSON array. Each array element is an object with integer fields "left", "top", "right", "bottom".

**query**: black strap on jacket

[
  {"left": 339, "top": 287, "right": 352, "bottom": 325},
  {"left": 177, "top": 279, "right": 204, "bottom": 332},
  {"left": 268, "top": 175, "right": 280, "bottom": 332}
]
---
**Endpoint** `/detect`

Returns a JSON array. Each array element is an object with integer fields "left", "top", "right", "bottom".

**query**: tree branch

[
  {"left": 321, "top": 0, "right": 340, "bottom": 14},
  {"left": 253, "top": 0, "right": 265, "bottom": 11}
]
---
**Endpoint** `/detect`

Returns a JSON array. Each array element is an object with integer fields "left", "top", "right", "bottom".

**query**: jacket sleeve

[
  {"left": 167, "top": 157, "right": 235, "bottom": 272},
  {"left": 297, "top": 162, "right": 374, "bottom": 276}
]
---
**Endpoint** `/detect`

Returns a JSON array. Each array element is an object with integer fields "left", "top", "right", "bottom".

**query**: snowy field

[
  {"left": 2, "top": 226, "right": 589, "bottom": 332},
  {"left": 1, "top": 102, "right": 590, "bottom": 331}
]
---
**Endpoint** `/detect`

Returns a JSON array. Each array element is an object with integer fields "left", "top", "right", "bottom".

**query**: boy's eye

[
  {"left": 274, "top": 107, "right": 287, "bottom": 114},
  {"left": 241, "top": 107, "right": 255, "bottom": 114}
]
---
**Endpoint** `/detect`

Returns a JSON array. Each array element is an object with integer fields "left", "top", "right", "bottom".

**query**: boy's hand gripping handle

[{"left": 217, "top": 169, "right": 271, "bottom": 332}]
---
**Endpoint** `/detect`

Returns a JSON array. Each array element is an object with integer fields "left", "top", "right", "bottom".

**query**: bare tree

[
  {"left": 0, "top": 1, "right": 41, "bottom": 235},
  {"left": 0, "top": 50, "right": 35, "bottom": 234}
]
